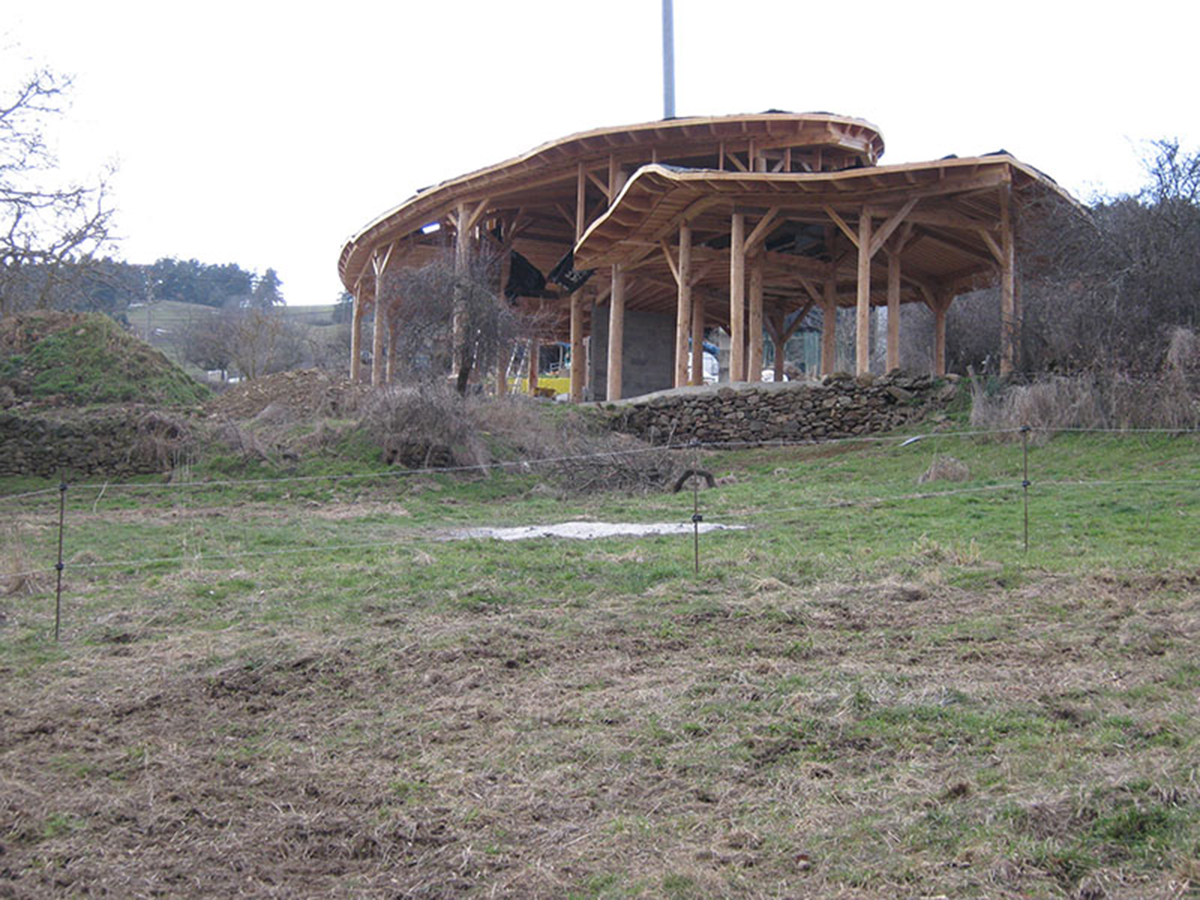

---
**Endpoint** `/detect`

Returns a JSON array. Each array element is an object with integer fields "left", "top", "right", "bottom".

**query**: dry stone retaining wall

[
  {"left": 0, "top": 411, "right": 187, "bottom": 479},
  {"left": 603, "top": 373, "right": 959, "bottom": 444}
]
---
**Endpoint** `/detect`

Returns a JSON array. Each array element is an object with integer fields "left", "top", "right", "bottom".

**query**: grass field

[{"left": 1, "top": 431, "right": 1197, "bottom": 897}]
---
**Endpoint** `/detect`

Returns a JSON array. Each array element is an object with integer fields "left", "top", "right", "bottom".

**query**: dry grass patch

[{"left": 2, "top": 570, "right": 1197, "bottom": 898}]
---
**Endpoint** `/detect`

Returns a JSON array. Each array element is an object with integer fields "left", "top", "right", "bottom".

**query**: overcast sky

[{"left": 5, "top": 1, "right": 1197, "bottom": 306}]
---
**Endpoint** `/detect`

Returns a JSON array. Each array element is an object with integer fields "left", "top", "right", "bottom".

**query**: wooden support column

[
  {"left": 748, "top": 253, "right": 764, "bottom": 381},
  {"left": 674, "top": 223, "right": 692, "bottom": 388},
  {"left": 886, "top": 251, "right": 901, "bottom": 372},
  {"left": 371, "top": 301, "right": 386, "bottom": 387},
  {"left": 452, "top": 205, "right": 470, "bottom": 376},
  {"left": 569, "top": 293, "right": 585, "bottom": 402},
  {"left": 349, "top": 285, "right": 364, "bottom": 382},
  {"left": 855, "top": 211, "right": 873, "bottom": 376},
  {"left": 690, "top": 289, "right": 705, "bottom": 385},
  {"left": 528, "top": 339, "right": 539, "bottom": 394},
  {"left": 821, "top": 278, "right": 837, "bottom": 376},
  {"left": 606, "top": 265, "right": 626, "bottom": 400},
  {"left": 729, "top": 212, "right": 746, "bottom": 382},
  {"left": 999, "top": 185, "right": 1017, "bottom": 376},
  {"left": 370, "top": 247, "right": 394, "bottom": 387},
  {"left": 822, "top": 231, "right": 837, "bottom": 376},
  {"left": 367, "top": 243, "right": 396, "bottom": 388},
  {"left": 496, "top": 248, "right": 512, "bottom": 396},
  {"left": 932, "top": 294, "right": 950, "bottom": 376}
]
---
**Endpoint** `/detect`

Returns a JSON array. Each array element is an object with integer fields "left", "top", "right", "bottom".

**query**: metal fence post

[
  {"left": 691, "top": 440, "right": 702, "bottom": 574},
  {"left": 55, "top": 481, "right": 68, "bottom": 641},
  {"left": 1020, "top": 425, "right": 1031, "bottom": 554}
]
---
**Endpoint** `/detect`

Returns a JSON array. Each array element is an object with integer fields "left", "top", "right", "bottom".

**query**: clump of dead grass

[
  {"left": 917, "top": 454, "right": 970, "bottom": 484},
  {"left": 2, "top": 524, "right": 46, "bottom": 595}
]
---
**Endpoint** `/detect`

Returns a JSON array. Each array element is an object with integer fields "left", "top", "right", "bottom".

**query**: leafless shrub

[
  {"left": 917, "top": 455, "right": 970, "bottom": 485},
  {"left": 360, "top": 389, "right": 678, "bottom": 491},
  {"left": 133, "top": 411, "right": 193, "bottom": 470},
  {"left": 363, "top": 383, "right": 486, "bottom": 470},
  {"left": 530, "top": 429, "right": 678, "bottom": 494}
]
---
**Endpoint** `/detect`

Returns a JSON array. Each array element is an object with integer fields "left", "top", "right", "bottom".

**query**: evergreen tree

[{"left": 250, "top": 268, "right": 284, "bottom": 308}]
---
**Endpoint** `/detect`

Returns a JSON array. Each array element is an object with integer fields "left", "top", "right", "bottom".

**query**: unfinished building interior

[{"left": 338, "top": 112, "right": 1076, "bottom": 401}]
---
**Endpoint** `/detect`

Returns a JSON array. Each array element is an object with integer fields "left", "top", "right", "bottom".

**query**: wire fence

[{"left": 1, "top": 425, "right": 1197, "bottom": 640}]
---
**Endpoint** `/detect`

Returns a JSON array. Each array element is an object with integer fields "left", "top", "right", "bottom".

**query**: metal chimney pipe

[{"left": 662, "top": 0, "right": 676, "bottom": 118}]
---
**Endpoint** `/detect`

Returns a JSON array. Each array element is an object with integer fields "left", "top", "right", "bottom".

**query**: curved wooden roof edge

[
  {"left": 573, "top": 154, "right": 1084, "bottom": 269},
  {"left": 338, "top": 111, "right": 885, "bottom": 290}
]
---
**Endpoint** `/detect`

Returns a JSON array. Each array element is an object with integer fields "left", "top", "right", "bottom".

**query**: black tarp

[
  {"left": 547, "top": 251, "right": 595, "bottom": 295},
  {"left": 505, "top": 251, "right": 545, "bottom": 300}
]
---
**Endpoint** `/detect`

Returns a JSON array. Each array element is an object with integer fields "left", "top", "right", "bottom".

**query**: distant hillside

[{"left": 0, "top": 311, "right": 210, "bottom": 408}]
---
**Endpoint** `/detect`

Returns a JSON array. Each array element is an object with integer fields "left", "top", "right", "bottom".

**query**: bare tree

[
  {"left": 180, "top": 305, "right": 305, "bottom": 380},
  {"left": 1, "top": 67, "right": 113, "bottom": 317},
  {"left": 381, "top": 248, "right": 543, "bottom": 393}
]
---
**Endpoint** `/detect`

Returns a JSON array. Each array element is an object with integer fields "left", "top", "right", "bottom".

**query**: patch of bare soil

[
  {"left": 1, "top": 574, "right": 1197, "bottom": 898},
  {"left": 206, "top": 369, "right": 367, "bottom": 420}
]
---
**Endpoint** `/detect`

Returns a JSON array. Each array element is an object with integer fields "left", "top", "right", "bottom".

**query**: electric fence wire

[
  {"left": 1, "top": 424, "right": 1196, "bottom": 507},
  {"left": 4, "top": 474, "right": 1192, "bottom": 582}
]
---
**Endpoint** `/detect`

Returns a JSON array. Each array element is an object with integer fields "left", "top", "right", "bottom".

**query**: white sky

[{"left": 5, "top": 0, "right": 1198, "bottom": 306}]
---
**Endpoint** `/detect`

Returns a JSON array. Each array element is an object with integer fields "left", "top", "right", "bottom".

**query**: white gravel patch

[{"left": 452, "top": 521, "right": 745, "bottom": 541}]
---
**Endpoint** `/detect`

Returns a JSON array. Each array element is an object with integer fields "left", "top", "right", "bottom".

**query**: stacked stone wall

[
  {"left": 0, "top": 411, "right": 188, "bottom": 479},
  {"left": 603, "top": 373, "right": 959, "bottom": 444}
]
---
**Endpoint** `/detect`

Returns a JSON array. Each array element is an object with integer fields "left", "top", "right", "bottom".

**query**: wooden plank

[
  {"left": 824, "top": 205, "right": 859, "bottom": 249},
  {"left": 795, "top": 275, "right": 823, "bottom": 306},
  {"left": 744, "top": 206, "right": 780, "bottom": 252},
  {"left": 660, "top": 240, "right": 680, "bottom": 286},
  {"left": 674, "top": 223, "right": 692, "bottom": 387},
  {"left": 729, "top": 212, "right": 746, "bottom": 382},
  {"left": 606, "top": 264, "right": 626, "bottom": 399},
  {"left": 978, "top": 227, "right": 1003, "bottom": 264},
  {"left": 856, "top": 211, "right": 872, "bottom": 376},
  {"left": 586, "top": 169, "right": 607, "bottom": 194},
  {"left": 782, "top": 299, "right": 815, "bottom": 344},
  {"left": 462, "top": 197, "right": 491, "bottom": 233},
  {"left": 886, "top": 250, "right": 901, "bottom": 372},
  {"left": 748, "top": 253, "right": 764, "bottom": 381},
  {"left": 868, "top": 197, "right": 918, "bottom": 257}
]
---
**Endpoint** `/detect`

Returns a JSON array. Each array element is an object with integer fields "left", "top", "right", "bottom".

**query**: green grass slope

[{"left": 0, "top": 311, "right": 210, "bottom": 407}]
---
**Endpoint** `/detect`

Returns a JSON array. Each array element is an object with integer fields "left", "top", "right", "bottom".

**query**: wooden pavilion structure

[{"left": 338, "top": 112, "right": 1076, "bottom": 400}]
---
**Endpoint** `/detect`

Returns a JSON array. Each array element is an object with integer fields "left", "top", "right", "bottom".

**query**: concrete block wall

[{"left": 588, "top": 309, "right": 677, "bottom": 402}]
